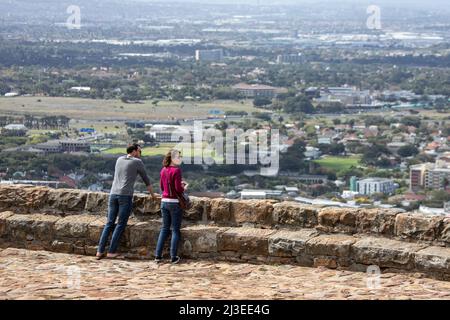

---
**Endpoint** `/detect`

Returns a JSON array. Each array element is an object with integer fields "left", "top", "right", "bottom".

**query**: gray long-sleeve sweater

[{"left": 110, "top": 155, "right": 151, "bottom": 196}]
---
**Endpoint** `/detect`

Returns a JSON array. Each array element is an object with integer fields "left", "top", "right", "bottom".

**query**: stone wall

[{"left": 0, "top": 185, "right": 449, "bottom": 280}]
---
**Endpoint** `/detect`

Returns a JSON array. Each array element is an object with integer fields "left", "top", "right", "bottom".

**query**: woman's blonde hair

[{"left": 162, "top": 149, "right": 181, "bottom": 167}]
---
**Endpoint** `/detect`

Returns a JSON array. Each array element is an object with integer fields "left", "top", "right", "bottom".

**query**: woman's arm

[
  {"left": 159, "top": 170, "right": 164, "bottom": 193},
  {"left": 173, "top": 168, "right": 185, "bottom": 194}
]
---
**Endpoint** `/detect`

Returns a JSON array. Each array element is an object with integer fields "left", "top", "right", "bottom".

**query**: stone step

[
  {"left": 0, "top": 185, "right": 449, "bottom": 247},
  {"left": 1, "top": 211, "right": 449, "bottom": 281}
]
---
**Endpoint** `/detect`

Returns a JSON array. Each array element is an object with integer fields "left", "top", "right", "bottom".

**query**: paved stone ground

[{"left": 0, "top": 248, "right": 449, "bottom": 300}]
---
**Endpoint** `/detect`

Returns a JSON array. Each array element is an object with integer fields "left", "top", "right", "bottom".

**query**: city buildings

[
  {"left": 410, "top": 153, "right": 450, "bottom": 191},
  {"left": 1, "top": 124, "right": 28, "bottom": 137},
  {"left": 356, "top": 178, "right": 397, "bottom": 195},
  {"left": 314, "top": 86, "right": 373, "bottom": 108},
  {"left": 276, "top": 53, "right": 303, "bottom": 64},
  {"left": 195, "top": 49, "right": 224, "bottom": 62},
  {"left": 232, "top": 83, "right": 287, "bottom": 98},
  {"left": 146, "top": 124, "right": 193, "bottom": 143}
]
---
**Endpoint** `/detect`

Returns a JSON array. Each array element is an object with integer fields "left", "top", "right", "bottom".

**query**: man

[{"left": 96, "top": 143, "right": 156, "bottom": 259}]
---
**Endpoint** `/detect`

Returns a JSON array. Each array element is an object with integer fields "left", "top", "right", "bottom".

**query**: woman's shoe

[
  {"left": 106, "top": 253, "right": 121, "bottom": 259},
  {"left": 171, "top": 256, "right": 181, "bottom": 264},
  {"left": 96, "top": 252, "right": 106, "bottom": 260}
]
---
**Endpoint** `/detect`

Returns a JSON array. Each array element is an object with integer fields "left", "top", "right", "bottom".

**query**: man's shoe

[
  {"left": 154, "top": 256, "right": 162, "bottom": 263},
  {"left": 171, "top": 256, "right": 181, "bottom": 264},
  {"left": 96, "top": 252, "right": 106, "bottom": 260}
]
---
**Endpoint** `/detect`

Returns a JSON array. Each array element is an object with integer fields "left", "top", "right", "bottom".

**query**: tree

[
  {"left": 283, "top": 95, "right": 314, "bottom": 114},
  {"left": 361, "top": 144, "right": 391, "bottom": 166},
  {"left": 397, "top": 145, "right": 419, "bottom": 158},
  {"left": 400, "top": 116, "right": 421, "bottom": 128},
  {"left": 280, "top": 139, "right": 307, "bottom": 171},
  {"left": 253, "top": 97, "right": 272, "bottom": 108}
]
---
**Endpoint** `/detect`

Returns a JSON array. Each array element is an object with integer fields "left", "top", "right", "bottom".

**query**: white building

[
  {"left": 146, "top": 124, "right": 193, "bottom": 143},
  {"left": 70, "top": 87, "right": 91, "bottom": 92},
  {"left": 356, "top": 178, "right": 396, "bottom": 195},
  {"left": 4, "top": 92, "right": 19, "bottom": 97},
  {"left": 304, "top": 146, "right": 321, "bottom": 159},
  {"left": 240, "top": 189, "right": 283, "bottom": 200},
  {"left": 195, "top": 49, "right": 223, "bottom": 62}
]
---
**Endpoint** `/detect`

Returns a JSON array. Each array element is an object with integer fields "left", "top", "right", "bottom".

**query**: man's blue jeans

[
  {"left": 97, "top": 194, "right": 133, "bottom": 254},
  {"left": 155, "top": 202, "right": 183, "bottom": 259}
]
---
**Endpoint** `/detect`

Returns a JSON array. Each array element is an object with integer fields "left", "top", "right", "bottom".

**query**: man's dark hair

[{"left": 127, "top": 143, "right": 141, "bottom": 154}]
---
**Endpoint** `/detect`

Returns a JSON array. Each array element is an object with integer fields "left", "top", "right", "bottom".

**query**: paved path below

[{"left": 0, "top": 248, "right": 449, "bottom": 300}]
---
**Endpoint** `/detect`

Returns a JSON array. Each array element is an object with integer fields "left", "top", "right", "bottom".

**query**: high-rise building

[
  {"left": 410, "top": 163, "right": 434, "bottom": 191},
  {"left": 350, "top": 176, "right": 357, "bottom": 192},
  {"left": 410, "top": 153, "right": 450, "bottom": 191}
]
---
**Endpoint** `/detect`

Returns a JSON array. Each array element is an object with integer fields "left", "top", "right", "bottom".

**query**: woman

[{"left": 155, "top": 149, "right": 187, "bottom": 264}]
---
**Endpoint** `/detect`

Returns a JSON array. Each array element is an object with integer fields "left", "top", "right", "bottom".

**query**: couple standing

[{"left": 96, "top": 144, "right": 187, "bottom": 264}]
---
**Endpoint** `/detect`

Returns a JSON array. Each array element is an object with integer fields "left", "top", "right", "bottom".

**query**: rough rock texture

[
  {"left": 355, "top": 208, "right": 399, "bottom": 236},
  {"left": 217, "top": 227, "right": 276, "bottom": 256},
  {"left": 183, "top": 197, "right": 209, "bottom": 221},
  {"left": 1, "top": 185, "right": 450, "bottom": 280},
  {"left": 441, "top": 218, "right": 450, "bottom": 246},
  {"left": 84, "top": 192, "right": 109, "bottom": 214},
  {"left": 207, "top": 198, "right": 232, "bottom": 224},
  {"left": 0, "top": 185, "right": 49, "bottom": 213},
  {"left": 0, "top": 211, "right": 15, "bottom": 237},
  {"left": 395, "top": 213, "right": 444, "bottom": 243},
  {"left": 2, "top": 248, "right": 450, "bottom": 300},
  {"left": 268, "top": 229, "right": 319, "bottom": 257},
  {"left": 4, "top": 214, "right": 60, "bottom": 243},
  {"left": 54, "top": 215, "right": 100, "bottom": 239},
  {"left": 305, "top": 234, "right": 357, "bottom": 268},
  {"left": 180, "top": 225, "right": 227, "bottom": 258},
  {"left": 131, "top": 194, "right": 161, "bottom": 217},
  {"left": 414, "top": 246, "right": 450, "bottom": 279},
  {"left": 230, "top": 200, "right": 274, "bottom": 226},
  {"left": 351, "top": 237, "right": 427, "bottom": 270},
  {"left": 45, "top": 188, "right": 88, "bottom": 214},
  {"left": 317, "top": 208, "right": 359, "bottom": 234},
  {"left": 272, "top": 202, "right": 318, "bottom": 228}
]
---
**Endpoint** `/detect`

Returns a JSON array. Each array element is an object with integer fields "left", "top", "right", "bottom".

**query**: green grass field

[
  {"left": 0, "top": 97, "right": 258, "bottom": 121},
  {"left": 103, "top": 144, "right": 174, "bottom": 157},
  {"left": 314, "top": 155, "right": 361, "bottom": 172},
  {"left": 102, "top": 142, "right": 221, "bottom": 159}
]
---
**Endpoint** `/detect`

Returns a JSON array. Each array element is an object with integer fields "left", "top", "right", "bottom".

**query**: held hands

[{"left": 182, "top": 180, "right": 189, "bottom": 190}]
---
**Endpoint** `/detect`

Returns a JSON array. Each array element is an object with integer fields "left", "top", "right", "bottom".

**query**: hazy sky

[
  {"left": 127, "top": 0, "right": 450, "bottom": 11},
  {"left": 132, "top": 0, "right": 449, "bottom": 5}
]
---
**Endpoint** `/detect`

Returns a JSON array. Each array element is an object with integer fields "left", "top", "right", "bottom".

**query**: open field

[
  {"left": 314, "top": 155, "right": 362, "bottom": 172},
  {"left": 0, "top": 97, "right": 258, "bottom": 121},
  {"left": 103, "top": 144, "right": 174, "bottom": 157},
  {"left": 103, "top": 142, "right": 220, "bottom": 159}
]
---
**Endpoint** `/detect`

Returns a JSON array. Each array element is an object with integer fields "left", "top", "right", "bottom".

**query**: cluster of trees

[{"left": 0, "top": 115, "right": 70, "bottom": 130}]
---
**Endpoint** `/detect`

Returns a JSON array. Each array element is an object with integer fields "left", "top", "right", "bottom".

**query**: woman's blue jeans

[
  {"left": 155, "top": 202, "right": 183, "bottom": 259},
  {"left": 97, "top": 194, "right": 133, "bottom": 254}
]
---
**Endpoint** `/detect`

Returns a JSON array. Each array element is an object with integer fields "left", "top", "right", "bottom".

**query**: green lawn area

[
  {"left": 103, "top": 144, "right": 174, "bottom": 157},
  {"left": 102, "top": 142, "right": 224, "bottom": 161},
  {"left": 314, "top": 155, "right": 361, "bottom": 172},
  {"left": 0, "top": 97, "right": 258, "bottom": 121}
]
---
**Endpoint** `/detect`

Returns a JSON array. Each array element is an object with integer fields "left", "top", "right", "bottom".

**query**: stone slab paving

[{"left": 0, "top": 248, "right": 449, "bottom": 300}]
